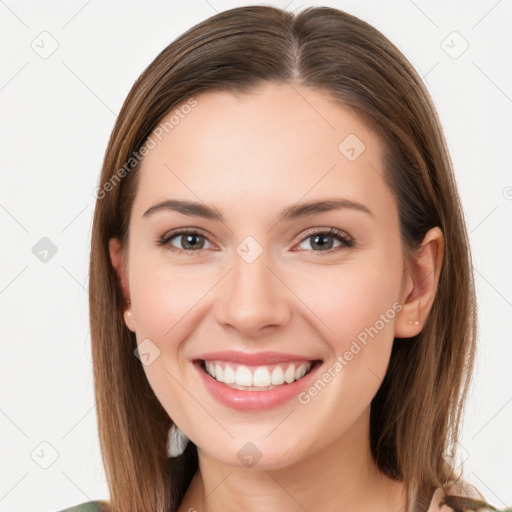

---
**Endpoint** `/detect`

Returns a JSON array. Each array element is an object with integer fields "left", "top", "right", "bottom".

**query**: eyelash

[{"left": 156, "top": 227, "right": 355, "bottom": 257}]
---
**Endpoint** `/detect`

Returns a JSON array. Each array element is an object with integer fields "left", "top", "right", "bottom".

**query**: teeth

[
  {"left": 223, "top": 364, "right": 236, "bottom": 384},
  {"left": 271, "top": 366, "right": 285, "bottom": 385},
  {"left": 295, "top": 364, "right": 307, "bottom": 380},
  {"left": 235, "top": 366, "right": 253, "bottom": 387},
  {"left": 284, "top": 364, "right": 295, "bottom": 383},
  {"left": 253, "top": 367, "right": 271, "bottom": 387},
  {"left": 215, "top": 364, "right": 223, "bottom": 382},
  {"left": 204, "top": 361, "right": 313, "bottom": 389}
]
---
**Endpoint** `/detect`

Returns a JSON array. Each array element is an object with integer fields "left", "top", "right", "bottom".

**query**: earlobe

[
  {"left": 123, "top": 308, "right": 136, "bottom": 332},
  {"left": 394, "top": 227, "right": 444, "bottom": 338},
  {"left": 109, "top": 237, "right": 136, "bottom": 332}
]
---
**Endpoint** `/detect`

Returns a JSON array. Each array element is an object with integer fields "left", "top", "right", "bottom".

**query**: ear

[
  {"left": 109, "top": 237, "right": 136, "bottom": 332},
  {"left": 394, "top": 226, "right": 444, "bottom": 338}
]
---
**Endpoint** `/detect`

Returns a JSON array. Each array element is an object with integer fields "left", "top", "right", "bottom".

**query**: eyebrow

[{"left": 142, "top": 197, "right": 373, "bottom": 222}]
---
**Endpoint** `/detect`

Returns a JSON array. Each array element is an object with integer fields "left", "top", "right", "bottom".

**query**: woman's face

[{"left": 111, "top": 82, "right": 422, "bottom": 469}]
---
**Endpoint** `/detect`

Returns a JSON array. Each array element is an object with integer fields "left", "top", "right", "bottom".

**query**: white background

[{"left": 1, "top": 1, "right": 511, "bottom": 511}]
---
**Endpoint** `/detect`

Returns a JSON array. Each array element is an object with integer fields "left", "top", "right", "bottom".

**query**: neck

[{"left": 178, "top": 409, "right": 408, "bottom": 512}]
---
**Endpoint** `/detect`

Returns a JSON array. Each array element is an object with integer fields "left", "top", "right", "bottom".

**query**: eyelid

[
  {"left": 297, "top": 226, "right": 353, "bottom": 243},
  {"left": 160, "top": 226, "right": 212, "bottom": 242}
]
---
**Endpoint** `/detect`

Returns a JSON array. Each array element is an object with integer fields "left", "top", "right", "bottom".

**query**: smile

[
  {"left": 192, "top": 351, "right": 323, "bottom": 411},
  {"left": 201, "top": 360, "right": 314, "bottom": 391}
]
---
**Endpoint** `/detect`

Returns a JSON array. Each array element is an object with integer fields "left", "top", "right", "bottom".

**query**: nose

[{"left": 214, "top": 246, "right": 291, "bottom": 337}]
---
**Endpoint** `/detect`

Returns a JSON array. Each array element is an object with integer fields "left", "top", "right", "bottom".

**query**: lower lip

[{"left": 194, "top": 360, "right": 323, "bottom": 411}]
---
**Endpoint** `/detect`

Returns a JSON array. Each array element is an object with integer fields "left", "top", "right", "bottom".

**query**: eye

[
  {"left": 295, "top": 227, "right": 354, "bottom": 255},
  {"left": 157, "top": 227, "right": 354, "bottom": 257},
  {"left": 157, "top": 229, "right": 214, "bottom": 256}
]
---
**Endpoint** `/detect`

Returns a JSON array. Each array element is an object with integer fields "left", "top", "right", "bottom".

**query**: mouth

[
  {"left": 193, "top": 358, "right": 323, "bottom": 392},
  {"left": 191, "top": 350, "right": 324, "bottom": 410}
]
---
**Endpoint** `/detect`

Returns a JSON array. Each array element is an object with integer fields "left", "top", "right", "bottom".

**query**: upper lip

[{"left": 194, "top": 350, "right": 321, "bottom": 366}]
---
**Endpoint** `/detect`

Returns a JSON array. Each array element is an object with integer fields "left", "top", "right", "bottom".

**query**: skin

[{"left": 109, "top": 81, "right": 444, "bottom": 512}]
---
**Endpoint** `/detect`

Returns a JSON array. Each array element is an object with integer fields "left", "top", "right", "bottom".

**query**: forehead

[{"left": 133, "top": 82, "right": 392, "bottom": 220}]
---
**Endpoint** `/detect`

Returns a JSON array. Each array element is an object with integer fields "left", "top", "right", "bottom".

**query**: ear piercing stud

[{"left": 408, "top": 320, "right": 420, "bottom": 325}]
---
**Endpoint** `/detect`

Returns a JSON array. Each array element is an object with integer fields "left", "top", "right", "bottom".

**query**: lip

[
  {"left": 193, "top": 357, "right": 323, "bottom": 411},
  {"left": 195, "top": 350, "right": 319, "bottom": 366}
]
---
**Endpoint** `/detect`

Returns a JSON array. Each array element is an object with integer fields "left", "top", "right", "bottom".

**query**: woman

[{"left": 57, "top": 5, "right": 503, "bottom": 512}]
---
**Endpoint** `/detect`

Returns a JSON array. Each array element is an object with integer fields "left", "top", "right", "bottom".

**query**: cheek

[
  {"left": 292, "top": 262, "right": 401, "bottom": 428},
  {"left": 293, "top": 257, "right": 402, "bottom": 351},
  {"left": 128, "top": 257, "right": 204, "bottom": 418},
  {"left": 292, "top": 255, "right": 403, "bottom": 412},
  {"left": 130, "top": 256, "right": 210, "bottom": 343}
]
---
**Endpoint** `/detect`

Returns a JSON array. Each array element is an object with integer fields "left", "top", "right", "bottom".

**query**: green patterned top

[
  {"left": 55, "top": 495, "right": 510, "bottom": 512},
  {"left": 55, "top": 501, "right": 107, "bottom": 512}
]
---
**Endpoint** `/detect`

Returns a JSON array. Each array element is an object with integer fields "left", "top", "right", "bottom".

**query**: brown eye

[
  {"left": 171, "top": 233, "right": 206, "bottom": 250},
  {"left": 296, "top": 228, "right": 354, "bottom": 254},
  {"left": 157, "top": 229, "right": 213, "bottom": 255}
]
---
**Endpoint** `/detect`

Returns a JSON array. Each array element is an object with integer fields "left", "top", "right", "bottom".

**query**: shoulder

[
  {"left": 426, "top": 482, "right": 489, "bottom": 512},
  {"left": 54, "top": 500, "right": 109, "bottom": 512}
]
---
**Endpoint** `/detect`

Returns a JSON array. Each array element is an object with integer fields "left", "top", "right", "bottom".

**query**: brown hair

[{"left": 89, "top": 5, "right": 477, "bottom": 511}]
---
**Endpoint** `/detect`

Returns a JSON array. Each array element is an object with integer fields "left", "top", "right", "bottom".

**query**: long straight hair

[{"left": 89, "top": 6, "right": 477, "bottom": 511}]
